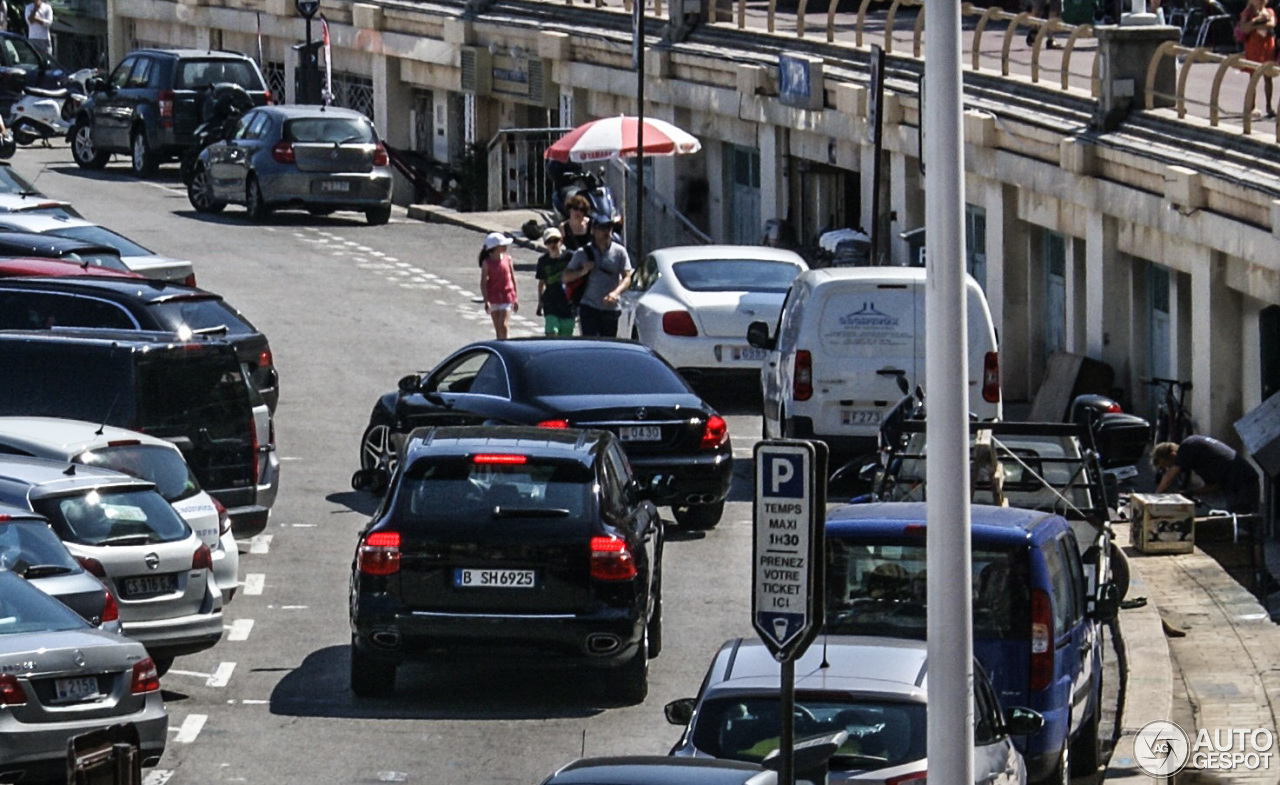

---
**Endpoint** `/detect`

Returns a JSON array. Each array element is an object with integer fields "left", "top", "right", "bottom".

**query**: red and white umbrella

[{"left": 544, "top": 115, "right": 702, "bottom": 163}]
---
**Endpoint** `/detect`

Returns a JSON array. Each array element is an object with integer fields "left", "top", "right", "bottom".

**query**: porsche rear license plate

[
  {"left": 53, "top": 676, "right": 99, "bottom": 703},
  {"left": 320, "top": 181, "right": 350, "bottom": 192},
  {"left": 122, "top": 573, "right": 178, "bottom": 598},
  {"left": 619, "top": 425, "right": 662, "bottom": 442},
  {"left": 729, "top": 346, "right": 768, "bottom": 362},
  {"left": 841, "top": 409, "right": 882, "bottom": 426},
  {"left": 454, "top": 568, "right": 536, "bottom": 588}
]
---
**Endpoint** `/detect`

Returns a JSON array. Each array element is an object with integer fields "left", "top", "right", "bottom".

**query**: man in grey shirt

[{"left": 563, "top": 211, "right": 632, "bottom": 337}]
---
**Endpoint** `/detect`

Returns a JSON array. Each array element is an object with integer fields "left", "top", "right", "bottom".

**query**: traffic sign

[{"left": 752, "top": 440, "right": 826, "bottom": 662}]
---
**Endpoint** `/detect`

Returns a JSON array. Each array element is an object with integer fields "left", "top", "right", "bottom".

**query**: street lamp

[{"left": 295, "top": 0, "right": 321, "bottom": 104}]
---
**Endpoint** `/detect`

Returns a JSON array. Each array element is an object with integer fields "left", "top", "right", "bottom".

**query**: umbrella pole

[{"left": 634, "top": 0, "right": 645, "bottom": 264}]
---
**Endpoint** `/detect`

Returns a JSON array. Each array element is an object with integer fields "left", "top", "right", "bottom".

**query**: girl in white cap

[{"left": 478, "top": 232, "right": 518, "bottom": 339}]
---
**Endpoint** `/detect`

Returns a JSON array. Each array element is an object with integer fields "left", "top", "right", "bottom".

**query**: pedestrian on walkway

[
  {"left": 559, "top": 194, "right": 593, "bottom": 252},
  {"left": 1026, "top": 0, "right": 1061, "bottom": 48},
  {"left": 478, "top": 232, "right": 518, "bottom": 340},
  {"left": 535, "top": 226, "right": 576, "bottom": 337},
  {"left": 1238, "top": 0, "right": 1276, "bottom": 118},
  {"left": 23, "top": 0, "right": 51, "bottom": 54},
  {"left": 1151, "top": 435, "right": 1261, "bottom": 514},
  {"left": 563, "top": 212, "right": 631, "bottom": 338}
]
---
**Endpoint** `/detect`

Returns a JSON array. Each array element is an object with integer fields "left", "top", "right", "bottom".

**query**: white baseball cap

[{"left": 483, "top": 232, "right": 513, "bottom": 250}]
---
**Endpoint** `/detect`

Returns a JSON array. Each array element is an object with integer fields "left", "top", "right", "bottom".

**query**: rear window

[
  {"left": 78, "top": 444, "right": 201, "bottom": 503},
  {"left": 51, "top": 225, "right": 154, "bottom": 257},
  {"left": 691, "top": 694, "right": 926, "bottom": 770},
  {"left": 818, "top": 285, "right": 919, "bottom": 358},
  {"left": 522, "top": 349, "right": 688, "bottom": 396},
  {"left": 34, "top": 489, "right": 190, "bottom": 546},
  {"left": 825, "top": 538, "right": 1029, "bottom": 640},
  {"left": 0, "top": 572, "right": 85, "bottom": 635},
  {"left": 285, "top": 117, "right": 376, "bottom": 144},
  {"left": 135, "top": 351, "right": 252, "bottom": 441},
  {"left": 175, "top": 59, "right": 264, "bottom": 90},
  {"left": 671, "top": 259, "right": 802, "bottom": 293},
  {"left": 145, "top": 296, "right": 258, "bottom": 337},
  {"left": 395, "top": 456, "right": 594, "bottom": 530},
  {"left": 0, "top": 340, "right": 137, "bottom": 422},
  {"left": 0, "top": 519, "right": 81, "bottom": 572}
]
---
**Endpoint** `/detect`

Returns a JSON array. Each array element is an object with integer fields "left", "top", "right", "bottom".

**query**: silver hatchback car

[{"left": 187, "top": 104, "right": 394, "bottom": 225}]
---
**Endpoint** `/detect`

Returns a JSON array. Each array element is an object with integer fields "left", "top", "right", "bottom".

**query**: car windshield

[
  {"left": 145, "top": 297, "right": 258, "bottom": 337},
  {"left": 77, "top": 444, "right": 202, "bottom": 503},
  {"left": 396, "top": 456, "right": 594, "bottom": 529},
  {"left": 691, "top": 695, "right": 926, "bottom": 771},
  {"left": 671, "top": 259, "right": 802, "bottom": 293},
  {"left": 825, "top": 539, "right": 1029, "bottom": 640},
  {"left": 64, "top": 251, "right": 130, "bottom": 272},
  {"left": 51, "top": 225, "right": 154, "bottom": 256},
  {"left": 522, "top": 349, "right": 689, "bottom": 396},
  {"left": 0, "top": 165, "right": 40, "bottom": 196},
  {"left": 175, "top": 59, "right": 265, "bottom": 90},
  {"left": 285, "top": 117, "right": 376, "bottom": 144},
  {"left": 34, "top": 489, "right": 191, "bottom": 546},
  {"left": 0, "top": 519, "right": 80, "bottom": 572},
  {"left": 0, "top": 571, "right": 86, "bottom": 635}
]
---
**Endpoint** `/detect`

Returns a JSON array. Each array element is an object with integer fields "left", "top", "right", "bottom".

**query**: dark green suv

[{"left": 70, "top": 49, "right": 269, "bottom": 177}]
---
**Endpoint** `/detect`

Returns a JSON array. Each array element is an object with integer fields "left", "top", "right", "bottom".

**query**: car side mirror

[
  {"left": 1092, "top": 581, "right": 1120, "bottom": 623},
  {"left": 664, "top": 698, "right": 695, "bottom": 726},
  {"left": 1003, "top": 707, "right": 1045, "bottom": 736},
  {"left": 746, "top": 321, "right": 775, "bottom": 350},
  {"left": 351, "top": 468, "right": 389, "bottom": 496},
  {"left": 397, "top": 374, "right": 421, "bottom": 394}
]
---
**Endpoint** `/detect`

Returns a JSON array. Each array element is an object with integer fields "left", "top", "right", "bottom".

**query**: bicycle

[{"left": 1143, "top": 377, "right": 1195, "bottom": 444}]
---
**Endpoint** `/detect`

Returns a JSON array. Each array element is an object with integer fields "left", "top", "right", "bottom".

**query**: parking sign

[{"left": 753, "top": 440, "right": 826, "bottom": 662}]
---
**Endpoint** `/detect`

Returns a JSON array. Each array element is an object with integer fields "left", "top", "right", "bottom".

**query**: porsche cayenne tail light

[
  {"left": 982, "top": 351, "right": 1001, "bottom": 404},
  {"left": 76, "top": 556, "right": 107, "bottom": 578},
  {"left": 358, "top": 531, "right": 401, "bottom": 576},
  {"left": 793, "top": 350, "right": 813, "bottom": 401},
  {"left": 662, "top": 311, "right": 698, "bottom": 336},
  {"left": 271, "top": 141, "right": 295, "bottom": 164},
  {"left": 192, "top": 544, "right": 213, "bottom": 572},
  {"left": 0, "top": 674, "right": 27, "bottom": 705},
  {"left": 99, "top": 587, "right": 119, "bottom": 625},
  {"left": 158, "top": 90, "right": 174, "bottom": 129},
  {"left": 130, "top": 658, "right": 160, "bottom": 694},
  {"left": 212, "top": 497, "right": 232, "bottom": 537},
  {"left": 537, "top": 420, "right": 570, "bottom": 429},
  {"left": 1030, "top": 588, "right": 1053, "bottom": 692},
  {"left": 373, "top": 142, "right": 389, "bottom": 166},
  {"left": 700, "top": 414, "right": 728, "bottom": 449},
  {"left": 589, "top": 536, "right": 636, "bottom": 581}
]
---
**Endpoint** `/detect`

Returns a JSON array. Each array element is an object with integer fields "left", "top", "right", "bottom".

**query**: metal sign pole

[{"left": 779, "top": 658, "right": 795, "bottom": 785}]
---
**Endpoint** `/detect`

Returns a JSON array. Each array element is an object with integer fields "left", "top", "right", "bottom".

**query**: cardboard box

[{"left": 1129, "top": 493, "right": 1195, "bottom": 554}]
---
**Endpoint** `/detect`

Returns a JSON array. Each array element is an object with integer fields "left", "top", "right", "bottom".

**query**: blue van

[{"left": 823, "top": 502, "right": 1118, "bottom": 785}]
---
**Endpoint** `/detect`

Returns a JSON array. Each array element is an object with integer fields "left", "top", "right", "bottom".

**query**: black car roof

[
  {"left": 479, "top": 337, "right": 653, "bottom": 359},
  {"left": 403, "top": 425, "right": 609, "bottom": 464},
  {"left": 0, "top": 232, "right": 120, "bottom": 257},
  {"left": 0, "top": 327, "right": 238, "bottom": 352},
  {"left": 1, "top": 275, "right": 218, "bottom": 303}
]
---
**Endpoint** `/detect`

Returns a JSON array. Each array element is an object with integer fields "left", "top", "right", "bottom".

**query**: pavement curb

[{"left": 407, "top": 203, "right": 557, "bottom": 252}]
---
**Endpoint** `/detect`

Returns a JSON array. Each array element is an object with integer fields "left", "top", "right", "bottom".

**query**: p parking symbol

[{"left": 764, "top": 454, "right": 804, "bottom": 497}]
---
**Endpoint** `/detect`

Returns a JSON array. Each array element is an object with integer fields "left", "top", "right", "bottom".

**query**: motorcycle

[
  {"left": 545, "top": 159, "right": 617, "bottom": 222},
  {"left": 1068, "top": 393, "right": 1151, "bottom": 506},
  {"left": 179, "top": 82, "right": 256, "bottom": 186},
  {"left": 9, "top": 67, "right": 95, "bottom": 147}
]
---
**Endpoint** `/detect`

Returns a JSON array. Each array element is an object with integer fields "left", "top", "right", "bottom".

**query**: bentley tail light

[{"left": 662, "top": 311, "right": 698, "bottom": 336}]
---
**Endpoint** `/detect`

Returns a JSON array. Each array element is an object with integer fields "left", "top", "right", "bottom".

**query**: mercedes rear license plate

[
  {"left": 122, "top": 573, "right": 178, "bottom": 598},
  {"left": 320, "top": 180, "right": 350, "bottom": 192},
  {"left": 619, "top": 425, "right": 662, "bottom": 442},
  {"left": 729, "top": 346, "right": 768, "bottom": 362},
  {"left": 841, "top": 409, "right": 882, "bottom": 426},
  {"left": 454, "top": 568, "right": 536, "bottom": 588},
  {"left": 53, "top": 676, "right": 99, "bottom": 703}
]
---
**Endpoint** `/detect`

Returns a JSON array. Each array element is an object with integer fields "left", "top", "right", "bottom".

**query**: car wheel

[
  {"left": 360, "top": 421, "right": 398, "bottom": 492},
  {"left": 71, "top": 121, "right": 108, "bottom": 169},
  {"left": 187, "top": 165, "right": 227, "bottom": 214},
  {"left": 131, "top": 128, "right": 159, "bottom": 177},
  {"left": 646, "top": 577, "right": 663, "bottom": 659},
  {"left": 246, "top": 176, "right": 271, "bottom": 222},
  {"left": 366, "top": 205, "right": 392, "bottom": 226},
  {"left": 1069, "top": 708, "right": 1101, "bottom": 777},
  {"left": 10, "top": 118, "right": 39, "bottom": 146},
  {"left": 349, "top": 638, "right": 396, "bottom": 698},
  {"left": 603, "top": 634, "right": 648, "bottom": 705},
  {"left": 1039, "top": 739, "right": 1070, "bottom": 785},
  {"left": 152, "top": 656, "right": 174, "bottom": 678},
  {"left": 673, "top": 499, "right": 724, "bottom": 530}
]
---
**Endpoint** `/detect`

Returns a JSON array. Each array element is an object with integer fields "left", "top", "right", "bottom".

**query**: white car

[
  {"left": 0, "top": 417, "right": 239, "bottom": 605},
  {"left": 617, "top": 246, "right": 807, "bottom": 382},
  {"left": 0, "top": 211, "right": 195, "bottom": 285}
]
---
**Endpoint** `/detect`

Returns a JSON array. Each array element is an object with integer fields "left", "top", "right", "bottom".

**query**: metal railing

[
  {"left": 608, "top": 158, "right": 714, "bottom": 251},
  {"left": 486, "top": 127, "right": 573, "bottom": 210},
  {"left": 1145, "top": 41, "right": 1280, "bottom": 141}
]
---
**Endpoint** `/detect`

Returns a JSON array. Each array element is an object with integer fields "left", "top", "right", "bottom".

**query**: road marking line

[
  {"left": 249, "top": 534, "right": 272, "bottom": 554},
  {"left": 227, "top": 619, "right": 254, "bottom": 641},
  {"left": 166, "top": 669, "right": 209, "bottom": 679},
  {"left": 241, "top": 699, "right": 269, "bottom": 704},
  {"left": 243, "top": 574, "right": 265, "bottom": 595},
  {"left": 291, "top": 523, "right": 316, "bottom": 527},
  {"left": 142, "top": 770, "right": 173, "bottom": 785},
  {"left": 207, "top": 662, "right": 235, "bottom": 687},
  {"left": 173, "top": 714, "right": 207, "bottom": 743}
]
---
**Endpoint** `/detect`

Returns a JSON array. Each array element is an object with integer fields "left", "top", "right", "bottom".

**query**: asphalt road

[{"left": 9, "top": 145, "right": 766, "bottom": 784}]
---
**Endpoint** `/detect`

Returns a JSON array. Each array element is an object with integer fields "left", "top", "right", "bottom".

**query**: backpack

[{"left": 564, "top": 244, "right": 597, "bottom": 306}]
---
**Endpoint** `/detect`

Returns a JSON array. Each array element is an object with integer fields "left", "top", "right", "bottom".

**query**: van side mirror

[
  {"left": 746, "top": 321, "right": 775, "bottom": 350},
  {"left": 664, "top": 698, "right": 695, "bottom": 725},
  {"left": 1092, "top": 581, "right": 1120, "bottom": 623},
  {"left": 1003, "top": 707, "right": 1044, "bottom": 736}
]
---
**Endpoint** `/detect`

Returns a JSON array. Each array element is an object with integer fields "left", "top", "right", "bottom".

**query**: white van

[{"left": 747, "top": 266, "right": 1001, "bottom": 458}]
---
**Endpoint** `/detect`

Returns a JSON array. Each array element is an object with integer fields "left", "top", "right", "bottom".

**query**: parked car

[
  {"left": 0, "top": 256, "right": 139, "bottom": 279},
  {"left": 0, "top": 569, "right": 167, "bottom": 782},
  {"left": 747, "top": 266, "right": 1001, "bottom": 461},
  {"left": 71, "top": 48, "right": 271, "bottom": 176},
  {"left": 0, "top": 162, "right": 44, "bottom": 196},
  {"left": 822, "top": 503, "right": 1119, "bottom": 784},
  {"left": 616, "top": 246, "right": 807, "bottom": 383},
  {"left": 0, "top": 456, "right": 224, "bottom": 674},
  {"left": 0, "top": 212, "right": 196, "bottom": 284},
  {"left": 0, "top": 231, "right": 132, "bottom": 273},
  {"left": 539, "top": 757, "right": 777, "bottom": 785},
  {"left": 0, "top": 501, "right": 119, "bottom": 631},
  {"left": 0, "top": 329, "right": 275, "bottom": 536},
  {"left": 665, "top": 636, "right": 1042, "bottom": 784},
  {"left": 354, "top": 338, "right": 732, "bottom": 529},
  {"left": 187, "top": 104, "right": 395, "bottom": 225},
  {"left": 0, "top": 31, "right": 70, "bottom": 117},
  {"left": 0, "top": 417, "right": 240, "bottom": 605},
  {"left": 0, "top": 193, "right": 80, "bottom": 219},
  {"left": 0, "top": 276, "right": 278, "bottom": 410},
  {"left": 349, "top": 425, "right": 664, "bottom": 702}
]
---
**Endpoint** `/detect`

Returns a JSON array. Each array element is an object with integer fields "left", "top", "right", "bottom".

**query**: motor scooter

[
  {"left": 545, "top": 159, "right": 617, "bottom": 222},
  {"left": 9, "top": 67, "right": 95, "bottom": 147},
  {"left": 1069, "top": 393, "right": 1152, "bottom": 504},
  {"left": 179, "top": 82, "right": 255, "bottom": 186}
]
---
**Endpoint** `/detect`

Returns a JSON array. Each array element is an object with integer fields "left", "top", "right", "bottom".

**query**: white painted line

[
  {"left": 279, "top": 605, "right": 309, "bottom": 610},
  {"left": 243, "top": 574, "right": 265, "bottom": 595},
  {"left": 241, "top": 699, "right": 269, "bottom": 705},
  {"left": 291, "top": 523, "right": 317, "bottom": 527},
  {"left": 166, "top": 669, "right": 209, "bottom": 679},
  {"left": 142, "top": 770, "right": 174, "bottom": 785},
  {"left": 249, "top": 534, "right": 272, "bottom": 554},
  {"left": 207, "top": 662, "right": 236, "bottom": 688},
  {"left": 227, "top": 618, "right": 254, "bottom": 641},
  {"left": 173, "top": 714, "right": 207, "bottom": 743}
]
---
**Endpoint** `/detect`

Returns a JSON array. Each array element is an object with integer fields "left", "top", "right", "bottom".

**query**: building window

[
  {"left": 1043, "top": 231, "right": 1066, "bottom": 364},
  {"left": 965, "top": 205, "right": 987, "bottom": 290},
  {"left": 264, "top": 62, "right": 286, "bottom": 104}
]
